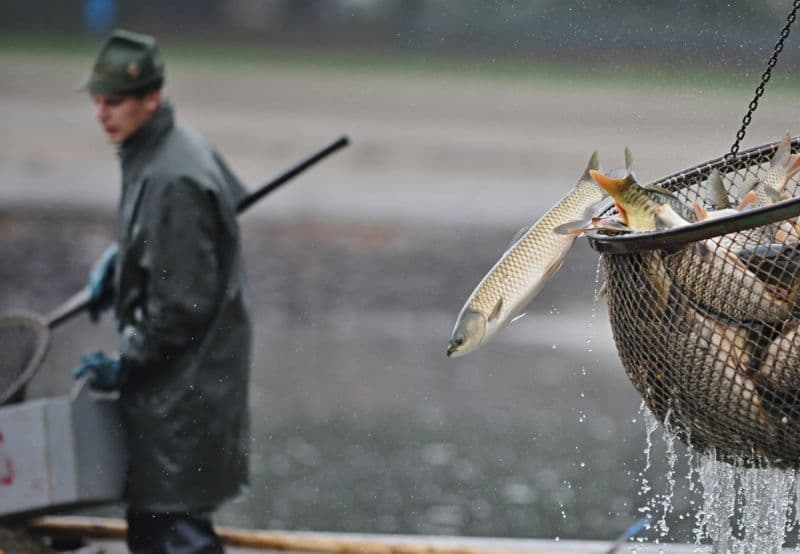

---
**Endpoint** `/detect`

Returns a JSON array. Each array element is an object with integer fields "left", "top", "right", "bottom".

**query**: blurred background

[{"left": 3, "top": 0, "right": 800, "bottom": 545}]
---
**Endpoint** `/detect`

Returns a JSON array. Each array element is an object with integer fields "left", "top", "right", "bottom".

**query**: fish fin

[
  {"left": 510, "top": 312, "right": 527, "bottom": 324},
  {"left": 766, "top": 186, "right": 783, "bottom": 203},
  {"left": 740, "top": 176, "right": 760, "bottom": 195},
  {"left": 694, "top": 241, "right": 713, "bottom": 261},
  {"left": 580, "top": 150, "right": 601, "bottom": 182},
  {"left": 505, "top": 225, "right": 531, "bottom": 249},
  {"left": 552, "top": 218, "right": 630, "bottom": 236},
  {"left": 624, "top": 147, "right": 634, "bottom": 172},
  {"left": 765, "top": 281, "right": 790, "bottom": 301},
  {"left": 654, "top": 204, "right": 689, "bottom": 230},
  {"left": 780, "top": 153, "right": 800, "bottom": 192},
  {"left": 643, "top": 184, "right": 672, "bottom": 195},
  {"left": 488, "top": 298, "right": 503, "bottom": 322},
  {"left": 590, "top": 169, "right": 627, "bottom": 195},
  {"left": 588, "top": 218, "right": 632, "bottom": 234},
  {"left": 706, "top": 169, "right": 731, "bottom": 209},
  {"left": 771, "top": 132, "right": 792, "bottom": 169},
  {"left": 595, "top": 219, "right": 633, "bottom": 233},
  {"left": 552, "top": 220, "right": 590, "bottom": 236},
  {"left": 692, "top": 202, "right": 708, "bottom": 221},
  {"left": 553, "top": 194, "right": 618, "bottom": 236},
  {"left": 738, "top": 190, "right": 758, "bottom": 210},
  {"left": 544, "top": 258, "right": 566, "bottom": 279},
  {"left": 782, "top": 319, "right": 800, "bottom": 335}
]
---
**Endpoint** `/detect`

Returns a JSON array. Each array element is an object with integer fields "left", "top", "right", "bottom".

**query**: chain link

[{"left": 728, "top": 0, "right": 800, "bottom": 160}]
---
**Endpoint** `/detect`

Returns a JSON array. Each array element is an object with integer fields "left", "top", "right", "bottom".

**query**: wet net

[
  {"left": 0, "top": 312, "right": 49, "bottom": 405},
  {"left": 588, "top": 137, "right": 800, "bottom": 468}
]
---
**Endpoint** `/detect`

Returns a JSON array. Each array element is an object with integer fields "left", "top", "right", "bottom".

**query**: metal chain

[{"left": 728, "top": 0, "right": 800, "bottom": 160}]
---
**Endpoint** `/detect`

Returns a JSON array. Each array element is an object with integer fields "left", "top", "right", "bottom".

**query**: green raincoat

[{"left": 114, "top": 102, "right": 251, "bottom": 511}]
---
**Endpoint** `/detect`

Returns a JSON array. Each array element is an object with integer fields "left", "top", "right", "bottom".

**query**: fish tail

[
  {"left": 738, "top": 190, "right": 758, "bottom": 210},
  {"left": 552, "top": 220, "right": 594, "bottom": 236},
  {"left": 692, "top": 202, "right": 708, "bottom": 221},
  {"left": 780, "top": 152, "right": 800, "bottom": 192},
  {"left": 771, "top": 132, "right": 792, "bottom": 169}
]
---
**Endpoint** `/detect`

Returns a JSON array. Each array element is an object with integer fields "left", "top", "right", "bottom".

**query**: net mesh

[
  {"left": 0, "top": 312, "right": 49, "bottom": 405},
  {"left": 596, "top": 137, "right": 800, "bottom": 468}
]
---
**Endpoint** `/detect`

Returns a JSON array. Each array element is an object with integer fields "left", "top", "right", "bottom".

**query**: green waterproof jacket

[{"left": 114, "top": 102, "right": 252, "bottom": 511}]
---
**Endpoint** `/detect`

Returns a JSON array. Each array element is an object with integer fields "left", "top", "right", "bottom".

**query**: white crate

[{"left": 0, "top": 380, "right": 127, "bottom": 516}]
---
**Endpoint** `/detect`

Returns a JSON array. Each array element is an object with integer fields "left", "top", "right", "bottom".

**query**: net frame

[{"left": 0, "top": 311, "right": 50, "bottom": 405}]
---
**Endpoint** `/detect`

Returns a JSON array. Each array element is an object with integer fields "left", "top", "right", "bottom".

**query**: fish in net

[{"left": 590, "top": 136, "right": 800, "bottom": 468}]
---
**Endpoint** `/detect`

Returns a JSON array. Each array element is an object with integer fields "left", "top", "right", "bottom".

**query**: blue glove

[
  {"left": 73, "top": 351, "right": 125, "bottom": 392},
  {"left": 88, "top": 243, "right": 118, "bottom": 322}
]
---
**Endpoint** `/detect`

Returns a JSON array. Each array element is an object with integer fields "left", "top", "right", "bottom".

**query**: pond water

[{"left": 0, "top": 212, "right": 708, "bottom": 542}]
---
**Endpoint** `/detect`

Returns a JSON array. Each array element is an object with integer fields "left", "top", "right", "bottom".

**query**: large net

[
  {"left": 0, "top": 312, "right": 49, "bottom": 405},
  {"left": 589, "top": 137, "right": 800, "bottom": 468}
]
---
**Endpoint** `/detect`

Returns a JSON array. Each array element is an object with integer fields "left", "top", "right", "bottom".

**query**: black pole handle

[
  {"left": 236, "top": 135, "right": 349, "bottom": 213},
  {"left": 46, "top": 287, "right": 93, "bottom": 329}
]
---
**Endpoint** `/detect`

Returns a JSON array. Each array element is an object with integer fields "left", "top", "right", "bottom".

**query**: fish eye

[{"left": 454, "top": 338, "right": 464, "bottom": 346}]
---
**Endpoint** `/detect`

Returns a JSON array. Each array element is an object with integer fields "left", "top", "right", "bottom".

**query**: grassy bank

[{"left": 3, "top": 32, "right": 800, "bottom": 96}]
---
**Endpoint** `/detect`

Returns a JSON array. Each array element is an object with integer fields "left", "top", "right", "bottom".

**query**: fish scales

[
  {"left": 469, "top": 183, "right": 602, "bottom": 316},
  {"left": 447, "top": 150, "right": 605, "bottom": 357}
]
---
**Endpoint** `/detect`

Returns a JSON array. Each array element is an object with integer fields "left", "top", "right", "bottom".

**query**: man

[{"left": 74, "top": 29, "right": 252, "bottom": 554}]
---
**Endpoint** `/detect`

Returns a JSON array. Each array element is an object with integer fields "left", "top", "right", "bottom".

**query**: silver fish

[
  {"left": 683, "top": 308, "right": 769, "bottom": 433},
  {"left": 759, "top": 319, "right": 800, "bottom": 392},
  {"left": 447, "top": 152, "right": 606, "bottom": 357},
  {"left": 654, "top": 205, "right": 792, "bottom": 323},
  {"left": 611, "top": 249, "right": 772, "bottom": 451}
]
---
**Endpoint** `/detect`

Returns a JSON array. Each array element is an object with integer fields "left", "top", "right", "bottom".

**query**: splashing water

[{"left": 637, "top": 406, "right": 800, "bottom": 552}]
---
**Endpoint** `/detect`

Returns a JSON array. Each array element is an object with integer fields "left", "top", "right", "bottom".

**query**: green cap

[{"left": 79, "top": 29, "right": 165, "bottom": 93}]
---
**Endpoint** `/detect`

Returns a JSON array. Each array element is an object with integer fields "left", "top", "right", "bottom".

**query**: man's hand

[
  {"left": 73, "top": 351, "right": 125, "bottom": 391},
  {"left": 88, "top": 243, "right": 118, "bottom": 322}
]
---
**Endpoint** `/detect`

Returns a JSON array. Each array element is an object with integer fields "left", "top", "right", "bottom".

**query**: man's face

[{"left": 91, "top": 90, "right": 161, "bottom": 144}]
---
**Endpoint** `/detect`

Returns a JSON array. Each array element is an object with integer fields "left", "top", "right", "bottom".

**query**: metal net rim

[
  {"left": 0, "top": 310, "right": 50, "bottom": 405},
  {"left": 587, "top": 136, "right": 800, "bottom": 254}
]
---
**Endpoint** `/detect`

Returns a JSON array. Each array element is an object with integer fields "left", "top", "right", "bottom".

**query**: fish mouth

[{"left": 446, "top": 339, "right": 463, "bottom": 357}]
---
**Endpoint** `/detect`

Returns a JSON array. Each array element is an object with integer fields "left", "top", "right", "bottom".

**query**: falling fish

[
  {"left": 552, "top": 149, "right": 638, "bottom": 237},
  {"left": 446, "top": 152, "right": 606, "bottom": 358}
]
